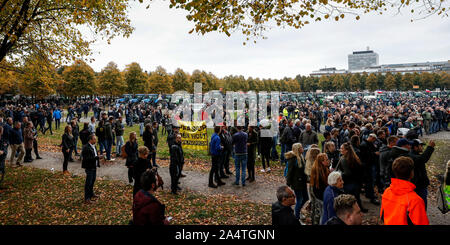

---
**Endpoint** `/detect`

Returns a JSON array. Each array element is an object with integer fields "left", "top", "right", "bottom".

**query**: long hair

[
  {"left": 291, "top": 143, "right": 303, "bottom": 167},
  {"left": 310, "top": 153, "right": 330, "bottom": 189},
  {"left": 341, "top": 142, "right": 361, "bottom": 168},
  {"left": 324, "top": 141, "right": 335, "bottom": 154},
  {"left": 64, "top": 125, "right": 72, "bottom": 137}
]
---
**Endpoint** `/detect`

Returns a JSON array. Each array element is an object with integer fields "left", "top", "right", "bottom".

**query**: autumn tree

[
  {"left": 349, "top": 74, "right": 361, "bottom": 91},
  {"left": 98, "top": 62, "right": 126, "bottom": 97},
  {"left": 440, "top": 72, "right": 450, "bottom": 89},
  {"left": 421, "top": 72, "right": 434, "bottom": 89},
  {"left": 148, "top": 66, "right": 173, "bottom": 94},
  {"left": 318, "top": 75, "right": 331, "bottom": 91},
  {"left": 384, "top": 73, "right": 396, "bottom": 91},
  {"left": 124, "top": 62, "right": 147, "bottom": 94},
  {"left": 0, "top": 0, "right": 134, "bottom": 70},
  {"left": 62, "top": 60, "right": 96, "bottom": 98},
  {"left": 167, "top": 0, "right": 448, "bottom": 44},
  {"left": 0, "top": 61, "right": 17, "bottom": 94},
  {"left": 330, "top": 75, "right": 341, "bottom": 92},
  {"left": 172, "top": 68, "right": 191, "bottom": 92},
  {"left": 400, "top": 73, "right": 414, "bottom": 90},
  {"left": 366, "top": 73, "right": 378, "bottom": 91}
]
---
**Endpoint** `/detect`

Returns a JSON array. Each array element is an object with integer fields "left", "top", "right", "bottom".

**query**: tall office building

[{"left": 348, "top": 47, "right": 379, "bottom": 70}]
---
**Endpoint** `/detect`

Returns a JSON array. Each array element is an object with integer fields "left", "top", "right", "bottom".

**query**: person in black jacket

[
  {"left": 142, "top": 124, "right": 154, "bottom": 162},
  {"left": 79, "top": 123, "right": 91, "bottom": 146},
  {"left": 409, "top": 139, "right": 435, "bottom": 210},
  {"left": 169, "top": 134, "right": 184, "bottom": 194},
  {"left": 61, "top": 125, "right": 74, "bottom": 175},
  {"left": 133, "top": 146, "right": 152, "bottom": 197},
  {"left": 151, "top": 122, "right": 159, "bottom": 168},
  {"left": 0, "top": 126, "right": 8, "bottom": 187},
  {"left": 272, "top": 185, "right": 300, "bottom": 225},
  {"left": 359, "top": 134, "right": 380, "bottom": 205},
  {"left": 246, "top": 126, "right": 258, "bottom": 183},
  {"left": 81, "top": 135, "right": 101, "bottom": 204},
  {"left": 96, "top": 120, "right": 106, "bottom": 156},
  {"left": 219, "top": 123, "right": 233, "bottom": 176},
  {"left": 125, "top": 132, "right": 139, "bottom": 184},
  {"left": 286, "top": 143, "right": 308, "bottom": 220},
  {"left": 71, "top": 119, "right": 80, "bottom": 158}
]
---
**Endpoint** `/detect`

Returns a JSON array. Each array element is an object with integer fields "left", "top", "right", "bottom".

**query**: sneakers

[
  {"left": 267, "top": 167, "right": 271, "bottom": 172},
  {"left": 260, "top": 169, "right": 266, "bottom": 173}
]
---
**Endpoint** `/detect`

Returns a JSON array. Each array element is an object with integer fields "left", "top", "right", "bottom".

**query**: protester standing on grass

[
  {"left": 95, "top": 120, "right": 106, "bottom": 155},
  {"left": 133, "top": 169, "right": 170, "bottom": 225},
  {"left": 81, "top": 135, "right": 100, "bottom": 205},
  {"left": 125, "top": 131, "right": 139, "bottom": 184},
  {"left": 9, "top": 121, "right": 25, "bottom": 167},
  {"left": 169, "top": 134, "right": 184, "bottom": 194},
  {"left": 53, "top": 108, "right": 62, "bottom": 130},
  {"left": 151, "top": 122, "right": 159, "bottom": 168},
  {"left": 71, "top": 119, "right": 80, "bottom": 158},
  {"left": 0, "top": 126, "right": 8, "bottom": 188},
  {"left": 115, "top": 116, "right": 125, "bottom": 157},
  {"left": 61, "top": 125, "right": 74, "bottom": 175},
  {"left": 246, "top": 125, "right": 257, "bottom": 183}
]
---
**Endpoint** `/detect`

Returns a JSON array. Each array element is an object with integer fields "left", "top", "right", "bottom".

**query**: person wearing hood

[
  {"left": 271, "top": 185, "right": 300, "bottom": 226},
  {"left": 409, "top": 139, "right": 435, "bottom": 209},
  {"left": 321, "top": 171, "right": 345, "bottom": 225},
  {"left": 379, "top": 136, "right": 399, "bottom": 192},
  {"left": 380, "top": 156, "right": 429, "bottom": 225},
  {"left": 286, "top": 143, "right": 308, "bottom": 220},
  {"left": 133, "top": 169, "right": 170, "bottom": 225},
  {"left": 388, "top": 138, "right": 413, "bottom": 172}
]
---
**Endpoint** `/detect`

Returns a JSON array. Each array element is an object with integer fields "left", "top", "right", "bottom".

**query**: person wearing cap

[
  {"left": 409, "top": 139, "right": 435, "bottom": 209},
  {"left": 359, "top": 133, "right": 380, "bottom": 205}
]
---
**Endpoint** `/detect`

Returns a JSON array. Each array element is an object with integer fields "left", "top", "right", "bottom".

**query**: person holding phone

[{"left": 133, "top": 169, "right": 170, "bottom": 225}]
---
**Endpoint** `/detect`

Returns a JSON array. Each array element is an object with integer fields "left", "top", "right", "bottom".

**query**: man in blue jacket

[
  {"left": 53, "top": 108, "right": 62, "bottom": 130},
  {"left": 209, "top": 126, "right": 225, "bottom": 188}
]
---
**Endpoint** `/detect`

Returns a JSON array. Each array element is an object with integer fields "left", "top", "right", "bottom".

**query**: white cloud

[{"left": 88, "top": 1, "right": 450, "bottom": 79}]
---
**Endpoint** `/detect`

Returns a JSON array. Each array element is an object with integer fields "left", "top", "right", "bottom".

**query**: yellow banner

[{"left": 178, "top": 121, "right": 208, "bottom": 151}]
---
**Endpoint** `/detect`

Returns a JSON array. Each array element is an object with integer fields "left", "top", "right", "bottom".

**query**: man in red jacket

[
  {"left": 380, "top": 156, "right": 429, "bottom": 225},
  {"left": 133, "top": 169, "right": 170, "bottom": 225}
]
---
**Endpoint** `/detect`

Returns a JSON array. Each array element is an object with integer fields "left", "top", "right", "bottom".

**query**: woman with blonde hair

[
  {"left": 309, "top": 153, "right": 331, "bottom": 225},
  {"left": 325, "top": 118, "right": 334, "bottom": 133},
  {"left": 304, "top": 146, "right": 320, "bottom": 178},
  {"left": 285, "top": 143, "right": 308, "bottom": 220}
]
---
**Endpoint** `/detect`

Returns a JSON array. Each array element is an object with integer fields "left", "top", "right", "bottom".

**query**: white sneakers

[{"left": 260, "top": 168, "right": 271, "bottom": 173}]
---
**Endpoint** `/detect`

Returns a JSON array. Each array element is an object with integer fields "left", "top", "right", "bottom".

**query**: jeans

[
  {"left": 99, "top": 140, "right": 106, "bottom": 155},
  {"left": 234, "top": 154, "right": 247, "bottom": 185},
  {"left": 271, "top": 136, "right": 279, "bottom": 160},
  {"left": 55, "top": 119, "right": 60, "bottom": 130},
  {"left": 363, "top": 163, "right": 376, "bottom": 200},
  {"left": 415, "top": 187, "right": 428, "bottom": 210},
  {"left": 116, "top": 136, "right": 124, "bottom": 155},
  {"left": 294, "top": 189, "right": 308, "bottom": 220},
  {"left": 105, "top": 139, "right": 112, "bottom": 160},
  {"left": 73, "top": 136, "right": 79, "bottom": 154},
  {"left": 139, "top": 122, "right": 144, "bottom": 136},
  {"left": 283, "top": 144, "right": 293, "bottom": 177},
  {"left": 84, "top": 168, "right": 97, "bottom": 200}
]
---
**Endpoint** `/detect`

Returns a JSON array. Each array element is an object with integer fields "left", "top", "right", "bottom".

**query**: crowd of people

[{"left": 0, "top": 93, "right": 448, "bottom": 225}]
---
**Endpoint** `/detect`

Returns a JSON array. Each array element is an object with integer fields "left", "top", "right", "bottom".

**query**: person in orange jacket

[{"left": 380, "top": 156, "right": 429, "bottom": 225}]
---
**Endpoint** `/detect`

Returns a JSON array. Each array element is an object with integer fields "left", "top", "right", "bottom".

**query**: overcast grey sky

[{"left": 88, "top": 1, "right": 450, "bottom": 79}]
